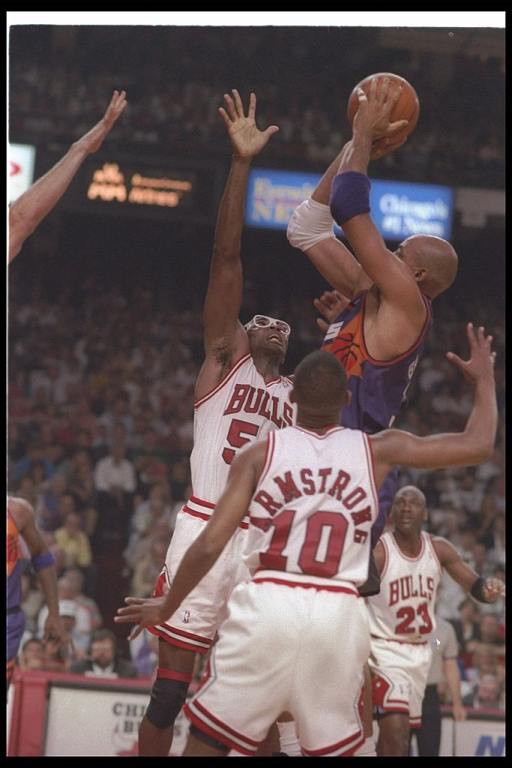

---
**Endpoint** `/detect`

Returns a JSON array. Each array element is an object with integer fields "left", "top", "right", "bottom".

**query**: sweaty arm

[
  {"left": 9, "top": 91, "right": 127, "bottom": 263},
  {"left": 115, "top": 441, "right": 266, "bottom": 635},
  {"left": 369, "top": 323, "right": 497, "bottom": 483}
]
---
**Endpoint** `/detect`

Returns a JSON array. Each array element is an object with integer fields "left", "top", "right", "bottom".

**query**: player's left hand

[
  {"left": 43, "top": 613, "right": 67, "bottom": 648},
  {"left": 115, "top": 596, "right": 167, "bottom": 641},
  {"left": 218, "top": 90, "right": 279, "bottom": 159},
  {"left": 74, "top": 90, "right": 127, "bottom": 155},
  {"left": 482, "top": 578, "right": 505, "bottom": 602}
]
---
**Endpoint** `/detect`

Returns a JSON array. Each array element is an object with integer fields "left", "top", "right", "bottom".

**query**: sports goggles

[{"left": 244, "top": 314, "right": 291, "bottom": 337}]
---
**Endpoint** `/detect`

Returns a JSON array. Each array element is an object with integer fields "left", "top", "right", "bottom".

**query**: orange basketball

[{"left": 347, "top": 73, "right": 420, "bottom": 152}]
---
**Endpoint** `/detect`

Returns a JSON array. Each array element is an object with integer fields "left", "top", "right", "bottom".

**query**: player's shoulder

[
  {"left": 429, "top": 535, "right": 459, "bottom": 559},
  {"left": 8, "top": 496, "right": 35, "bottom": 528}
]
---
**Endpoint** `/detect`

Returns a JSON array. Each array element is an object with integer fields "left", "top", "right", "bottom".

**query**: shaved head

[{"left": 400, "top": 235, "right": 458, "bottom": 299}]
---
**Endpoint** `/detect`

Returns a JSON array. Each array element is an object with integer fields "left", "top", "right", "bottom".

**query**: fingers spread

[
  {"left": 232, "top": 89, "right": 244, "bottom": 118},
  {"left": 223, "top": 93, "right": 237, "bottom": 122}
]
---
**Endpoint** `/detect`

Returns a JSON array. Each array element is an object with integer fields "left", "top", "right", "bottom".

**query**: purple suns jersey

[{"left": 322, "top": 290, "right": 432, "bottom": 433}]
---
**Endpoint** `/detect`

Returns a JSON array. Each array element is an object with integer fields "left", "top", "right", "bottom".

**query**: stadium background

[{"left": 7, "top": 21, "right": 505, "bottom": 753}]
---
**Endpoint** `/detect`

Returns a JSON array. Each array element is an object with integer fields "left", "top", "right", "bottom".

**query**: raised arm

[
  {"left": 287, "top": 144, "right": 371, "bottom": 298},
  {"left": 370, "top": 324, "right": 498, "bottom": 481},
  {"left": 196, "top": 91, "right": 279, "bottom": 399},
  {"left": 115, "top": 441, "right": 266, "bottom": 637},
  {"left": 329, "top": 77, "right": 424, "bottom": 316},
  {"left": 9, "top": 91, "right": 127, "bottom": 262}
]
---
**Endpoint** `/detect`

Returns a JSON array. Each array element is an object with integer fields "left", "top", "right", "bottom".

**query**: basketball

[{"left": 347, "top": 73, "right": 420, "bottom": 152}]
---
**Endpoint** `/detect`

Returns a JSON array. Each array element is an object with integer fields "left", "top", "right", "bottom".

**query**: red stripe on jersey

[
  {"left": 189, "top": 496, "right": 216, "bottom": 509},
  {"left": 147, "top": 626, "right": 211, "bottom": 654},
  {"left": 253, "top": 576, "right": 359, "bottom": 596},
  {"left": 184, "top": 704, "right": 255, "bottom": 755},
  {"left": 301, "top": 728, "right": 364, "bottom": 756},
  {"left": 156, "top": 667, "right": 192, "bottom": 683},
  {"left": 194, "top": 354, "right": 251, "bottom": 408},
  {"left": 157, "top": 622, "right": 213, "bottom": 645},
  {"left": 183, "top": 505, "right": 249, "bottom": 530},
  {"left": 371, "top": 634, "right": 427, "bottom": 646},
  {"left": 191, "top": 699, "right": 261, "bottom": 747}
]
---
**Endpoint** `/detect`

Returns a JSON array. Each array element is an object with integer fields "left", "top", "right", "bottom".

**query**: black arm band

[{"left": 470, "top": 577, "right": 490, "bottom": 603}]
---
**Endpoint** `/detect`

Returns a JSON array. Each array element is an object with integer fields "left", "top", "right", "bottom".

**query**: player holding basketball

[
  {"left": 133, "top": 90, "right": 295, "bottom": 756},
  {"left": 7, "top": 497, "right": 66, "bottom": 687},
  {"left": 368, "top": 485, "right": 505, "bottom": 756},
  {"left": 287, "top": 74, "right": 457, "bottom": 755},
  {"left": 8, "top": 90, "right": 127, "bottom": 262},
  {"left": 116, "top": 322, "right": 496, "bottom": 756},
  {"left": 288, "top": 75, "right": 458, "bottom": 555}
]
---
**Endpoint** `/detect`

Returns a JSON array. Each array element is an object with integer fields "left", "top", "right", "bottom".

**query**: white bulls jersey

[
  {"left": 367, "top": 531, "right": 442, "bottom": 644},
  {"left": 244, "top": 425, "right": 378, "bottom": 586},
  {"left": 191, "top": 354, "right": 295, "bottom": 505}
]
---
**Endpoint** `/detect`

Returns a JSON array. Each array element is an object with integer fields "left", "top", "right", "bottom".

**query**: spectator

[
  {"left": 18, "top": 637, "right": 46, "bottom": 671},
  {"left": 40, "top": 599, "right": 80, "bottom": 671},
  {"left": 20, "top": 572, "right": 44, "bottom": 635},
  {"left": 130, "top": 536, "right": 168, "bottom": 598},
  {"left": 129, "top": 629, "right": 159, "bottom": 679},
  {"left": 449, "top": 598, "right": 481, "bottom": 659},
  {"left": 37, "top": 580, "right": 92, "bottom": 658},
  {"left": 463, "top": 674, "right": 502, "bottom": 711},
  {"left": 54, "top": 511, "right": 93, "bottom": 571},
  {"left": 93, "top": 426, "right": 136, "bottom": 546},
  {"left": 70, "top": 629, "right": 138, "bottom": 678},
  {"left": 63, "top": 566, "right": 102, "bottom": 629}
]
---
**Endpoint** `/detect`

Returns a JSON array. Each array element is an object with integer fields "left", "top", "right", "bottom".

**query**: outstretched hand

[
  {"left": 114, "top": 595, "right": 167, "bottom": 642},
  {"left": 74, "top": 90, "right": 127, "bottom": 155},
  {"left": 313, "top": 290, "right": 351, "bottom": 333},
  {"left": 218, "top": 89, "right": 279, "bottom": 160},
  {"left": 446, "top": 323, "right": 496, "bottom": 384},
  {"left": 354, "top": 76, "right": 409, "bottom": 147}
]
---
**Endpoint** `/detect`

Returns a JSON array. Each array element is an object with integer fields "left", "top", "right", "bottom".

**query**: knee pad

[{"left": 145, "top": 678, "right": 189, "bottom": 729}]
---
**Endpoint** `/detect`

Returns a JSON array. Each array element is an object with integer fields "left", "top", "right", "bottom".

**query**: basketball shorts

[
  {"left": 148, "top": 499, "right": 250, "bottom": 654},
  {"left": 184, "top": 572, "right": 370, "bottom": 756},
  {"left": 369, "top": 635, "right": 432, "bottom": 728}
]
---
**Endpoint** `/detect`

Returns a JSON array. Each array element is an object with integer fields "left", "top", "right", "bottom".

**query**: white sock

[
  {"left": 353, "top": 736, "right": 377, "bottom": 757},
  {"left": 277, "top": 720, "right": 302, "bottom": 756}
]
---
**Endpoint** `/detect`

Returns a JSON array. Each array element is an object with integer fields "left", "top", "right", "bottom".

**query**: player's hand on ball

[
  {"left": 353, "top": 77, "right": 409, "bottom": 143},
  {"left": 218, "top": 89, "right": 279, "bottom": 159},
  {"left": 115, "top": 596, "right": 167, "bottom": 640}
]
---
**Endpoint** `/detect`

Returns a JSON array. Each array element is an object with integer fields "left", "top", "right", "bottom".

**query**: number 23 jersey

[{"left": 366, "top": 531, "right": 442, "bottom": 644}]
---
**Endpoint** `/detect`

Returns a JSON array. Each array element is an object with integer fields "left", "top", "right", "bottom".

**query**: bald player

[{"left": 287, "top": 76, "right": 458, "bottom": 755}]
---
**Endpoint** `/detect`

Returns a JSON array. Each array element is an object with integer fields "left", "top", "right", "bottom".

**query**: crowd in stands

[
  {"left": 9, "top": 26, "right": 504, "bottom": 188},
  {"left": 8, "top": 267, "right": 505, "bottom": 711}
]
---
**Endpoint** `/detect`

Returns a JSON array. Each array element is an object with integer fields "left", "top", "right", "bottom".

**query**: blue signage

[{"left": 246, "top": 169, "right": 453, "bottom": 240}]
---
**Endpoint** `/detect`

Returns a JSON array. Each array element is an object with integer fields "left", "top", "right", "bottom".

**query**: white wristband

[{"left": 287, "top": 197, "right": 336, "bottom": 252}]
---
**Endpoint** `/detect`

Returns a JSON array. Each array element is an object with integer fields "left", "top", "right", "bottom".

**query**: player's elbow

[{"left": 286, "top": 198, "right": 334, "bottom": 252}]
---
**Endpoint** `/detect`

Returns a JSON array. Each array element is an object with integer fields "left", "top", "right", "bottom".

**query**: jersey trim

[
  {"left": 257, "top": 431, "right": 275, "bottom": 487},
  {"left": 362, "top": 433, "right": 379, "bottom": 521},
  {"left": 301, "top": 729, "right": 364, "bottom": 757},
  {"left": 184, "top": 497, "right": 249, "bottom": 530},
  {"left": 184, "top": 699, "right": 260, "bottom": 754},
  {"left": 390, "top": 531, "right": 426, "bottom": 562},
  {"left": 360, "top": 290, "right": 432, "bottom": 367},
  {"left": 371, "top": 633, "right": 428, "bottom": 646},
  {"left": 427, "top": 534, "right": 443, "bottom": 578},
  {"left": 194, "top": 353, "right": 251, "bottom": 409},
  {"left": 380, "top": 536, "right": 390, "bottom": 580},
  {"left": 293, "top": 425, "right": 345, "bottom": 440},
  {"left": 183, "top": 504, "right": 249, "bottom": 530},
  {"left": 253, "top": 571, "right": 360, "bottom": 595}
]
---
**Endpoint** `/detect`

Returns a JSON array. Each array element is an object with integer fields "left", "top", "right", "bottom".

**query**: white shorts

[
  {"left": 369, "top": 636, "right": 432, "bottom": 728},
  {"left": 184, "top": 572, "right": 370, "bottom": 756},
  {"left": 148, "top": 499, "right": 250, "bottom": 654}
]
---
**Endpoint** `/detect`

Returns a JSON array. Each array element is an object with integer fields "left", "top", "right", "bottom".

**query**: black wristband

[{"left": 470, "top": 576, "right": 490, "bottom": 603}]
